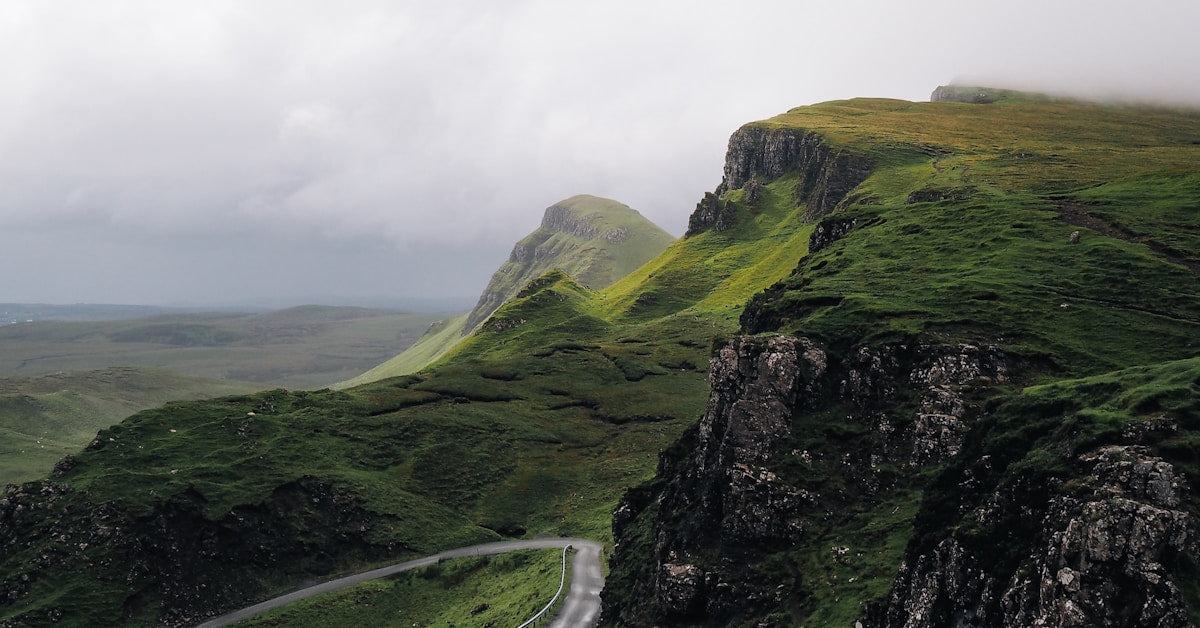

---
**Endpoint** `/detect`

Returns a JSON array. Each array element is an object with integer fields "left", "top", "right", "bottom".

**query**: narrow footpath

[{"left": 194, "top": 537, "right": 604, "bottom": 628}]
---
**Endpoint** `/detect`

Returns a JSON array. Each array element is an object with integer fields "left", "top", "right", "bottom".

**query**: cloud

[{"left": 1, "top": 0, "right": 1199, "bottom": 304}]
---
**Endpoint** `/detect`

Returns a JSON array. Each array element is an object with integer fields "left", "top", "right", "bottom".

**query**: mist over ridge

[{"left": 3, "top": 0, "right": 1198, "bottom": 305}]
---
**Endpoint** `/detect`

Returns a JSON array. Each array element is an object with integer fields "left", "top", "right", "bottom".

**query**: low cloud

[{"left": 2, "top": 0, "right": 1198, "bottom": 305}]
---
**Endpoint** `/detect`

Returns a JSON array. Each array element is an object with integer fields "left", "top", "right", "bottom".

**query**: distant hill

[
  {"left": 343, "top": 195, "right": 673, "bottom": 385},
  {"left": 0, "top": 368, "right": 259, "bottom": 485},
  {"left": 0, "top": 305, "right": 447, "bottom": 389}
]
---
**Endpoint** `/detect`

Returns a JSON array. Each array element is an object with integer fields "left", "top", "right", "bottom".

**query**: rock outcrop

[
  {"left": 605, "top": 335, "right": 1012, "bottom": 625},
  {"left": 874, "top": 444, "right": 1194, "bottom": 627},
  {"left": 930, "top": 85, "right": 1001, "bottom": 104},
  {"left": 0, "top": 476, "right": 395, "bottom": 626},
  {"left": 686, "top": 126, "right": 873, "bottom": 235}
]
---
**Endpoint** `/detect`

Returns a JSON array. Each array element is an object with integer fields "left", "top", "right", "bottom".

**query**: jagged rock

[
  {"left": 908, "top": 344, "right": 1008, "bottom": 466},
  {"left": 539, "top": 204, "right": 600, "bottom": 239},
  {"left": 687, "top": 191, "right": 739, "bottom": 235},
  {"left": 930, "top": 85, "right": 1000, "bottom": 104},
  {"left": 874, "top": 445, "right": 1194, "bottom": 627},
  {"left": 605, "top": 227, "right": 630, "bottom": 243},
  {"left": 658, "top": 563, "right": 705, "bottom": 615},
  {"left": 51, "top": 455, "right": 77, "bottom": 478},
  {"left": 809, "top": 217, "right": 858, "bottom": 253},
  {"left": 687, "top": 125, "right": 873, "bottom": 235},
  {"left": 607, "top": 336, "right": 1010, "bottom": 625},
  {"left": 905, "top": 187, "right": 974, "bottom": 204}
]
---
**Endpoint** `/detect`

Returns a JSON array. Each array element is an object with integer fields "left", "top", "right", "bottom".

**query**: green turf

[
  {"left": 238, "top": 549, "right": 568, "bottom": 628},
  {"left": 0, "top": 368, "right": 260, "bottom": 485}
]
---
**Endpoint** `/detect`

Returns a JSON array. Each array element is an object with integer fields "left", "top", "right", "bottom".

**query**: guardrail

[{"left": 517, "top": 544, "right": 570, "bottom": 628}]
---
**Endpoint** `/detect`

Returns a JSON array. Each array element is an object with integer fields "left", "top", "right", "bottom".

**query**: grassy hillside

[
  {"left": 0, "top": 369, "right": 260, "bottom": 486},
  {"left": 2, "top": 91, "right": 1199, "bottom": 626},
  {"left": 0, "top": 163, "right": 809, "bottom": 625},
  {"left": 740, "top": 96, "right": 1200, "bottom": 371},
  {"left": 343, "top": 195, "right": 674, "bottom": 385},
  {"left": 339, "top": 314, "right": 469, "bottom": 387},
  {"left": 0, "top": 306, "right": 448, "bottom": 389}
]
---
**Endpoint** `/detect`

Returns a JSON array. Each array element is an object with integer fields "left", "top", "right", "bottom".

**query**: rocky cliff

[
  {"left": 873, "top": 443, "right": 1194, "bottom": 627},
  {"left": 606, "top": 92, "right": 1200, "bottom": 626},
  {"left": 605, "top": 336, "right": 1013, "bottom": 625},
  {"left": 686, "top": 125, "right": 872, "bottom": 235}
]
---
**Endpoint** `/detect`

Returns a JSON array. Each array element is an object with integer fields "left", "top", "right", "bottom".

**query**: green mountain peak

[
  {"left": 341, "top": 195, "right": 673, "bottom": 385},
  {"left": 463, "top": 195, "right": 674, "bottom": 333}
]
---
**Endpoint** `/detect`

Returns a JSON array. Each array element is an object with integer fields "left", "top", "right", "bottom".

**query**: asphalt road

[
  {"left": 550, "top": 540, "right": 604, "bottom": 628},
  {"left": 194, "top": 536, "right": 604, "bottom": 627}
]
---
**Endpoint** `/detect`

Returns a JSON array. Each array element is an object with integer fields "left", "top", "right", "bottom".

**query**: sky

[{"left": 3, "top": 1, "right": 1199, "bottom": 308}]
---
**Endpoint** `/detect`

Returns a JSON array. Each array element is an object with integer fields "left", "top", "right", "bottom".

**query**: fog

[{"left": 3, "top": 0, "right": 1198, "bottom": 307}]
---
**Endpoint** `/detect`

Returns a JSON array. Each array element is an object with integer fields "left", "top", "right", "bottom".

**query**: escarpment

[
  {"left": 687, "top": 125, "right": 872, "bottom": 235},
  {"left": 605, "top": 336, "right": 1013, "bottom": 625},
  {"left": 607, "top": 93, "right": 1200, "bottom": 626},
  {"left": 872, "top": 443, "right": 1194, "bottom": 627}
]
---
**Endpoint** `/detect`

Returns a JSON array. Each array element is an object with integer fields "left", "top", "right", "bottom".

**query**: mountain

[
  {"left": 463, "top": 195, "right": 675, "bottom": 332},
  {"left": 604, "top": 88, "right": 1200, "bottom": 626},
  {"left": 1, "top": 88, "right": 1199, "bottom": 626},
  {"left": 342, "top": 194, "right": 674, "bottom": 385}
]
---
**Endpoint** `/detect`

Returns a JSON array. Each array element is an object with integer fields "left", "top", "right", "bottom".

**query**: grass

[
  {"left": 238, "top": 549, "right": 568, "bottom": 628},
  {"left": 604, "top": 94, "right": 1200, "bottom": 624},
  {"left": 348, "top": 195, "right": 675, "bottom": 384},
  {"left": 337, "top": 314, "right": 469, "bottom": 387},
  {"left": 0, "top": 368, "right": 260, "bottom": 485},
  {"left": 0, "top": 183, "right": 772, "bottom": 625}
]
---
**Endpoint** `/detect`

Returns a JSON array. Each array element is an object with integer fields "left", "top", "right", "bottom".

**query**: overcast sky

[{"left": 3, "top": 1, "right": 1199, "bottom": 307}]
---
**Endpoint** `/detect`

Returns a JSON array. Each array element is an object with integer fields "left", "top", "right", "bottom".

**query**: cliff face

[
  {"left": 874, "top": 443, "right": 1194, "bottom": 627},
  {"left": 607, "top": 335, "right": 1199, "bottom": 627},
  {"left": 606, "top": 336, "right": 1012, "bottom": 625},
  {"left": 606, "top": 93, "right": 1200, "bottom": 626},
  {"left": 463, "top": 194, "right": 673, "bottom": 333},
  {"left": 686, "top": 125, "right": 872, "bottom": 235}
]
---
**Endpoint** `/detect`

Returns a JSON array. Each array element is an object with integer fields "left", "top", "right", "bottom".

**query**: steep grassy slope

[
  {"left": 0, "top": 180, "right": 803, "bottom": 623},
  {"left": 343, "top": 195, "right": 674, "bottom": 385},
  {"left": 0, "top": 306, "right": 446, "bottom": 389},
  {"left": 340, "top": 314, "right": 469, "bottom": 386},
  {"left": 0, "top": 369, "right": 260, "bottom": 486},
  {"left": 604, "top": 91, "right": 1200, "bottom": 626}
]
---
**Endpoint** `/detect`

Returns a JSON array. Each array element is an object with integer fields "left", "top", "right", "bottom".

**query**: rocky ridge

[
  {"left": 687, "top": 125, "right": 873, "bottom": 235},
  {"left": 874, "top": 443, "right": 1194, "bottom": 627},
  {"left": 606, "top": 335, "right": 1012, "bottom": 625}
]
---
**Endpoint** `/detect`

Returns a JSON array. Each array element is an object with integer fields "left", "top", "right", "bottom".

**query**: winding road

[{"left": 195, "top": 537, "right": 604, "bottom": 627}]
